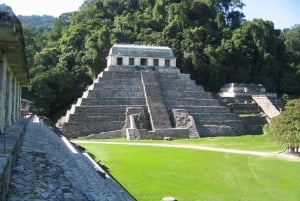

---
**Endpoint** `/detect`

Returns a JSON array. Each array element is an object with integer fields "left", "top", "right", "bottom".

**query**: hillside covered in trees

[
  {"left": 19, "top": 15, "right": 56, "bottom": 34},
  {"left": 21, "top": 0, "right": 300, "bottom": 119}
]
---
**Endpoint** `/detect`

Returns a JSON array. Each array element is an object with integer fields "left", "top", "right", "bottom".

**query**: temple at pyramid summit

[{"left": 57, "top": 44, "right": 246, "bottom": 139}]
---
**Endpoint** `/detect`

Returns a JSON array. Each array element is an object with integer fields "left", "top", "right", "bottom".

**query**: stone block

[{"left": 172, "top": 109, "right": 200, "bottom": 138}]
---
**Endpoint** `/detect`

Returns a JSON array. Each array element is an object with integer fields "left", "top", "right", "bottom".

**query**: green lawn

[
  {"left": 75, "top": 134, "right": 284, "bottom": 152},
  {"left": 76, "top": 137, "right": 300, "bottom": 201}
]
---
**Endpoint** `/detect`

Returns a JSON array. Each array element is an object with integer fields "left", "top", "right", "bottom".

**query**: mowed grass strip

[{"left": 79, "top": 143, "right": 300, "bottom": 201}]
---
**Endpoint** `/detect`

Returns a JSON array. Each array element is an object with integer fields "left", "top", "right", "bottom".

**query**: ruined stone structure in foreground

[
  {"left": 0, "top": 5, "right": 29, "bottom": 134},
  {"left": 58, "top": 44, "right": 244, "bottom": 139},
  {"left": 0, "top": 5, "right": 29, "bottom": 201}
]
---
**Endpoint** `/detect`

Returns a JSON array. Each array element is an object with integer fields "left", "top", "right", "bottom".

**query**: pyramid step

[
  {"left": 160, "top": 83, "right": 204, "bottom": 91},
  {"left": 195, "top": 119, "right": 244, "bottom": 125},
  {"left": 68, "top": 113, "right": 126, "bottom": 122},
  {"left": 191, "top": 113, "right": 238, "bottom": 121},
  {"left": 80, "top": 98, "right": 146, "bottom": 106},
  {"left": 74, "top": 105, "right": 146, "bottom": 114},
  {"left": 162, "top": 91, "right": 212, "bottom": 99},
  {"left": 102, "top": 71, "right": 141, "bottom": 78},
  {"left": 94, "top": 82, "right": 142, "bottom": 90},
  {"left": 166, "top": 98, "right": 220, "bottom": 106},
  {"left": 62, "top": 121, "right": 125, "bottom": 137},
  {"left": 87, "top": 89, "right": 145, "bottom": 98},
  {"left": 168, "top": 106, "right": 230, "bottom": 113}
]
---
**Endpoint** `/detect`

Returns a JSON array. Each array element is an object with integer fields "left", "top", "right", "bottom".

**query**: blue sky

[
  {"left": 242, "top": 0, "right": 300, "bottom": 29},
  {"left": 1, "top": 0, "right": 299, "bottom": 29}
]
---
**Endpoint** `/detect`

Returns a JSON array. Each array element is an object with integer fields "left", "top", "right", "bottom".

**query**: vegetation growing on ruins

[
  {"left": 77, "top": 141, "right": 300, "bottom": 201},
  {"left": 19, "top": 0, "right": 300, "bottom": 118},
  {"left": 264, "top": 99, "right": 300, "bottom": 152}
]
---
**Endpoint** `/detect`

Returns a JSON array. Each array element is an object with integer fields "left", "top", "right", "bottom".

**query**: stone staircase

[
  {"left": 252, "top": 95, "right": 280, "bottom": 120},
  {"left": 141, "top": 72, "right": 172, "bottom": 129}
]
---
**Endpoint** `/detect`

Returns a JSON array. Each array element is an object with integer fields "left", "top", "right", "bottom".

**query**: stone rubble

[{"left": 6, "top": 115, "right": 135, "bottom": 201}]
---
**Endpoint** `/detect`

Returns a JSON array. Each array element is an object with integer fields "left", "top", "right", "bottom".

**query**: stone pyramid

[{"left": 57, "top": 44, "right": 244, "bottom": 139}]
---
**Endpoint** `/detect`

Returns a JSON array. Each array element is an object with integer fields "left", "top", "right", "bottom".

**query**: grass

[
  {"left": 238, "top": 113, "right": 260, "bottom": 118},
  {"left": 79, "top": 144, "right": 300, "bottom": 201},
  {"left": 74, "top": 134, "right": 284, "bottom": 152},
  {"left": 75, "top": 135, "right": 299, "bottom": 201}
]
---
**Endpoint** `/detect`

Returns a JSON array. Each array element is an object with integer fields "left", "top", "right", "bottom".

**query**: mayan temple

[{"left": 57, "top": 44, "right": 245, "bottom": 139}]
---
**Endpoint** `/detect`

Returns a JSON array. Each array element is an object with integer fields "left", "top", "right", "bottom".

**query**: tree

[
  {"left": 279, "top": 25, "right": 300, "bottom": 95},
  {"left": 220, "top": 19, "right": 284, "bottom": 92},
  {"left": 264, "top": 99, "right": 300, "bottom": 153},
  {"left": 34, "top": 47, "right": 60, "bottom": 69}
]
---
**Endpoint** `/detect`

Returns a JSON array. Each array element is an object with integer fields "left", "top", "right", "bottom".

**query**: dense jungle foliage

[{"left": 20, "top": 0, "right": 300, "bottom": 119}]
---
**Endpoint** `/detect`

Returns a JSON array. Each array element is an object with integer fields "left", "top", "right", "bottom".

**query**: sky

[
  {"left": 242, "top": 0, "right": 300, "bottom": 29},
  {"left": 0, "top": 0, "right": 300, "bottom": 30}
]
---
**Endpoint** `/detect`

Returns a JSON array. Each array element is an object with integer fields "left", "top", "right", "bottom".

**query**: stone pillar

[
  {"left": 11, "top": 78, "right": 17, "bottom": 123},
  {"left": 0, "top": 61, "right": 7, "bottom": 133},
  {"left": 5, "top": 69, "right": 13, "bottom": 126},
  {"left": 16, "top": 85, "right": 21, "bottom": 120}
]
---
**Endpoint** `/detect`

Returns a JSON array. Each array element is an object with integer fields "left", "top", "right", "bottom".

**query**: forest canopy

[{"left": 20, "top": 0, "right": 300, "bottom": 119}]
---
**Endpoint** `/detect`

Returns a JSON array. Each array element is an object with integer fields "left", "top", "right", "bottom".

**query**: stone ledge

[{"left": 0, "top": 120, "right": 27, "bottom": 201}]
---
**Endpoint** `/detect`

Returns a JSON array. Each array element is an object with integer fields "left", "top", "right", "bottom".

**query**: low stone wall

[
  {"left": 63, "top": 121, "right": 125, "bottom": 138},
  {"left": 0, "top": 120, "right": 27, "bottom": 201}
]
